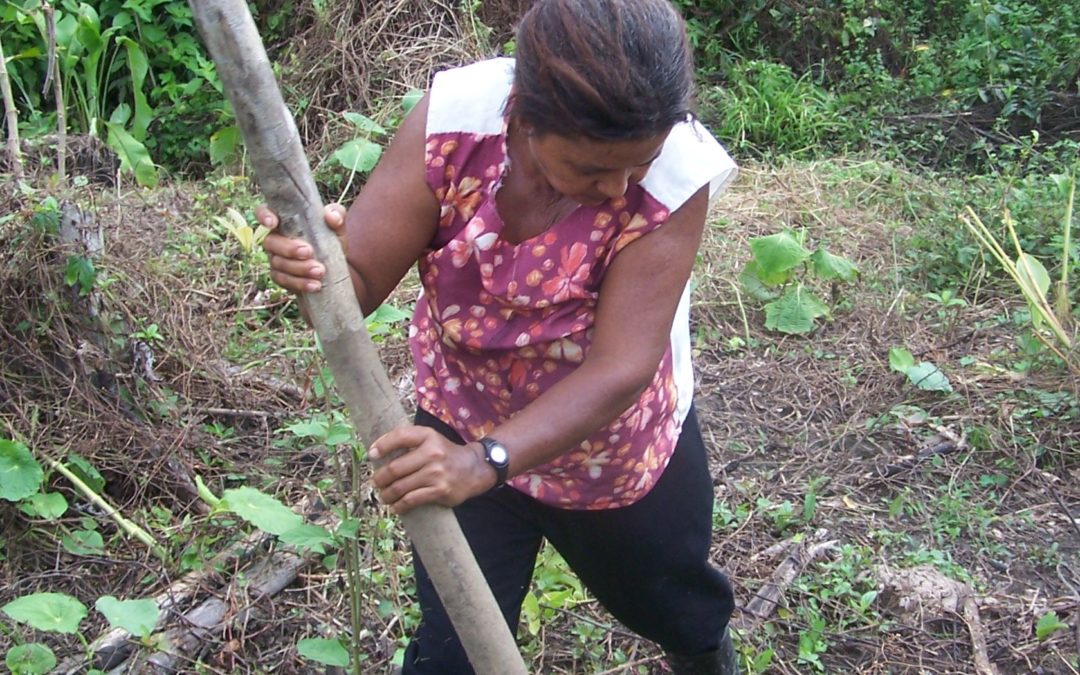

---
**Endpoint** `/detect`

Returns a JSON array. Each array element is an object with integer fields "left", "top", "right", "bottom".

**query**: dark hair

[{"left": 511, "top": 0, "right": 695, "bottom": 141}]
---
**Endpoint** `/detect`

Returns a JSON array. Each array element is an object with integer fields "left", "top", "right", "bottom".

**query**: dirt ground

[{"left": 1, "top": 161, "right": 1077, "bottom": 673}]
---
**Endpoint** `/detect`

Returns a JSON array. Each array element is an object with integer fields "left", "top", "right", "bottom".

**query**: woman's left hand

[{"left": 369, "top": 426, "right": 497, "bottom": 514}]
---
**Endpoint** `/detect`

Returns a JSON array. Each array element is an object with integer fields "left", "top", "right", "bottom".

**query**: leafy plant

[
  {"left": 740, "top": 229, "right": 858, "bottom": 334},
  {"left": 1035, "top": 611, "right": 1068, "bottom": 640},
  {"left": 961, "top": 169, "right": 1077, "bottom": 374},
  {"left": 888, "top": 347, "right": 953, "bottom": 393}
]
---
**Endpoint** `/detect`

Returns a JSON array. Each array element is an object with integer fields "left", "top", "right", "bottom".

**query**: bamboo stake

[
  {"left": 186, "top": 1, "right": 526, "bottom": 672},
  {"left": 0, "top": 35, "right": 23, "bottom": 179},
  {"left": 42, "top": 4, "right": 65, "bottom": 186}
]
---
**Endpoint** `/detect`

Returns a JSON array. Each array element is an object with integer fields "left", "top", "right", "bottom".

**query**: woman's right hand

[{"left": 257, "top": 203, "right": 349, "bottom": 294}]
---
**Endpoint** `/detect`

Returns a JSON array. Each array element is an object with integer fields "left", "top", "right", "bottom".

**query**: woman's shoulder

[
  {"left": 640, "top": 120, "right": 738, "bottom": 213},
  {"left": 427, "top": 58, "right": 515, "bottom": 137}
]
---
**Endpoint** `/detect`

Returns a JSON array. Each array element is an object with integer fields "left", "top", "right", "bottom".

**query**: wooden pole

[
  {"left": 186, "top": 2, "right": 527, "bottom": 672},
  {"left": 0, "top": 35, "right": 24, "bottom": 180}
]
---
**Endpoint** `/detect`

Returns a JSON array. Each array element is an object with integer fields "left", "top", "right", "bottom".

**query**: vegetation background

[{"left": 0, "top": 0, "right": 1076, "bottom": 673}]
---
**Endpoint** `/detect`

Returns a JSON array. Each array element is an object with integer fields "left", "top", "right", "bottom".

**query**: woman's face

[{"left": 525, "top": 129, "right": 670, "bottom": 207}]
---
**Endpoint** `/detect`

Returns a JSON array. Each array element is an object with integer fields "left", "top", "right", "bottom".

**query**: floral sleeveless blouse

[{"left": 410, "top": 59, "right": 736, "bottom": 509}]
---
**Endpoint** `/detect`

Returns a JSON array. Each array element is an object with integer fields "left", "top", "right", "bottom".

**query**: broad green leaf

[
  {"left": 209, "top": 125, "right": 241, "bottom": 165},
  {"left": 739, "top": 261, "right": 780, "bottom": 300},
  {"left": 763, "top": 286, "right": 829, "bottom": 334},
  {"left": 888, "top": 347, "right": 916, "bottom": 373},
  {"left": 402, "top": 89, "right": 424, "bottom": 114},
  {"left": 522, "top": 592, "right": 541, "bottom": 635},
  {"left": 105, "top": 123, "right": 158, "bottom": 188},
  {"left": 342, "top": 111, "right": 386, "bottom": 135},
  {"left": 279, "top": 524, "right": 334, "bottom": 553},
  {"left": 368, "top": 303, "right": 410, "bottom": 324},
  {"left": 64, "top": 256, "right": 97, "bottom": 295},
  {"left": 66, "top": 453, "right": 105, "bottom": 494},
  {"left": 297, "top": 638, "right": 349, "bottom": 667},
  {"left": 810, "top": 248, "right": 859, "bottom": 282},
  {"left": 95, "top": 596, "right": 159, "bottom": 638},
  {"left": 750, "top": 231, "right": 811, "bottom": 281},
  {"left": 2, "top": 593, "right": 88, "bottom": 634},
  {"left": 20, "top": 492, "right": 68, "bottom": 520},
  {"left": 1035, "top": 611, "right": 1068, "bottom": 640},
  {"left": 1050, "top": 173, "right": 1073, "bottom": 199},
  {"left": 109, "top": 103, "right": 132, "bottom": 126},
  {"left": 221, "top": 487, "right": 303, "bottom": 535},
  {"left": 117, "top": 37, "right": 152, "bottom": 141},
  {"left": 0, "top": 439, "right": 43, "bottom": 501},
  {"left": 905, "top": 362, "right": 953, "bottom": 392},
  {"left": 323, "top": 423, "right": 353, "bottom": 447},
  {"left": 335, "top": 517, "right": 360, "bottom": 540},
  {"left": 62, "top": 529, "right": 104, "bottom": 556},
  {"left": 332, "top": 138, "right": 382, "bottom": 174},
  {"left": 1015, "top": 253, "right": 1051, "bottom": 327},
  {"left": 282, "top": 420, "right": 327, "bottom": 440},
  {"left": 6, "top": 642, "right": 56, "bottom": 675}
]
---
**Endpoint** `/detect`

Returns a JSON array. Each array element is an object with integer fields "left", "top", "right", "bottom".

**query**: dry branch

[
  {"left": 56, "top": 530, "right": 273, "bottom": 673},
  {"left": 186, "top": 0, "right": 525, "bottom": 671},
  {"left": 139, "top": 548, "right": 311, "bottom": 672},
  {"left": 735, "top": 529, "right": 838, "bottom": 634}
]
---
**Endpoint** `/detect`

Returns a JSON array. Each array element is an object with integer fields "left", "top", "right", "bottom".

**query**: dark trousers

[{"left": 402, "top": 406, "right": 735, "bottom": 674}]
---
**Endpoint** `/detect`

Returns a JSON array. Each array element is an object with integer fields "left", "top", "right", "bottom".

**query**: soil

[{"left": 0, "top": 162, "right": 1077, "bottom": 674}]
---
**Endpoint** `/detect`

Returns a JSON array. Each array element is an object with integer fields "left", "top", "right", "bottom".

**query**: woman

[{"left": 260, "top": 0, "right": 739, "bottom": 672}]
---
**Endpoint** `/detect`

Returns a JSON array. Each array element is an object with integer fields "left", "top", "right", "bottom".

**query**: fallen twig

[{"left": 735, "top": 529, "right": 838, "bottom": 633}]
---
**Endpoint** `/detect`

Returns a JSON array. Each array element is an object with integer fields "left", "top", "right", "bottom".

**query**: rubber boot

[{"left": 665, "top": 627, "right": 740, "bottom": 675}]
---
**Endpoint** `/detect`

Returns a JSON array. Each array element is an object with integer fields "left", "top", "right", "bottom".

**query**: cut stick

[{"left": 186, "top": 0, "right": 526, "bottom": 671}]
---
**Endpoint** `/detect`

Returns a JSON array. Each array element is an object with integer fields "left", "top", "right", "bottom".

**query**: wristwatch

[{"left": 478, "top": 437, "right": 510, "bottom": 486}]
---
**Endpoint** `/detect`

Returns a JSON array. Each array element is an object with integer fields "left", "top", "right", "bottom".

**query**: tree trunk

[
  {"left": 0, "top": 34, "right": 23, "bottom": 180},
  {"left": 186, "top": 2, "right": 527, "bottom": 672}
]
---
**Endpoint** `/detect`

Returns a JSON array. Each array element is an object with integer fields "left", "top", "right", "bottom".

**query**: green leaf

[
  {"left": 1015, "top": 253, "right": 1051, "bottom": 327},
  {"left": 105, "top": 122, "right": 158, "bottom": 188},
  {"left": 297, "top": 637, "right": 349, "bottom": 667},
  {"left": 279, "top": 524, "right": 334, "bottom": 553},
  {"left": 95, "top": 596, "right": 159, "bottom": 638},
  {"left": 6, "top": 643, "right": 57, "bottom": 675},
  {"left": 401, "top": 89, "right": 423, "bottom": 114},
  {"left": 763, "top": 285, "right": 829, "bottom": 334},
  {"left": 2, "top": 593, "right": 88, "bottom": 634},
  {"left": 888, "top": 347, "right": 916, "bottom": 373},
  {"left": 739, "top": 261, "right": 780, "bottom": 300},
  {"left": 367, "top": 303, "right": 411, "bottom": 324},
  {"left": 220, "top": 487, "right": 303, "bottom": 535},
  {"left": 810, "top": 248, "right": 858, "bottom": 282},
  {"left": 19, "top": 492, "right": 68, "bottom": 520},
  {"left": 750, "top": 231, "right": 811, "bottom": 281},
  {"left": 332, "top": 138, "right": 382, "bottom": 174},
  {"left": 64, "top": 256, "right": 97, "bottom": 295},
  {"left": 1035, "top": 611, "right": 1068, "bottom": 640},
  {"left": 342, "top": 111, "right": 386, "bottom": 135},
  {"left": 282, "top": 420, "right": 327, "bottom": 440},
  {"left": 209, "top": 125, "right": 241, "bottom": 165},
  {"left": 117, "top": 37, "right": 153, "bottom": 141},
  {"left": 62, "top": 529, "right": 105, "bottom": 556},
  {"left": 66, "top": 454, "right": 105, "bottom": 494},
  {"left": 905, "top": 362, "right": 953, "bottom": 392},
  {"left": 0, "top": 439, "right": 44, "bottom": 502}
]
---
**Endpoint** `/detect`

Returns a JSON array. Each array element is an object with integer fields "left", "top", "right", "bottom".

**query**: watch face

[{"left": 489, "top": 444, "right": 509, "bottom": 465}]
